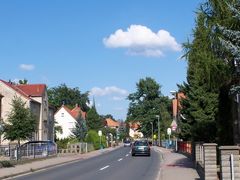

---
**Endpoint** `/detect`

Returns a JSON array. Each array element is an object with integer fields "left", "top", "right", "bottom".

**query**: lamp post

[
  {"left": 156, "top": 115, "right": 160, "bottom": 146},
  {"left": 150, "top": 122, "right": 153, "bottom": 145}
]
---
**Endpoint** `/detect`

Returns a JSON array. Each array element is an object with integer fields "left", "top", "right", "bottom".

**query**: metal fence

[{"left": 0, "top": 141, "right": 57, "bottom": 160}]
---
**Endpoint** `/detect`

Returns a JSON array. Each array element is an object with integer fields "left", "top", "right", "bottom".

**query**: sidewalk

[
  {"left": 0, "top": 146, "right": 120, "bottom": 179},
  {"left": 156, "top": 147, "right": 201, "bottom": 180}
]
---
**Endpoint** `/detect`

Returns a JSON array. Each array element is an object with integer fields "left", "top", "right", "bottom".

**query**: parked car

[
  {"left": 131, "top": 140, "right": 151, "bottom": 156},
  {"left": 123, "top": 140, "right": 131, "bottom": 147}
]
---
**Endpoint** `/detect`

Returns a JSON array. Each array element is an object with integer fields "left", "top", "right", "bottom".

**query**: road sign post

[
  {"left": 167, "top": 128, "right": 171, "bottom": 148},
  {"left": 98, "top": 130, "right": 102, "bottom": 149}
]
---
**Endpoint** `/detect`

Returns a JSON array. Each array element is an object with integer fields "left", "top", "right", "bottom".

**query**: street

[{"left": 11, "top": 147, "right": 161, "bottom": 180}]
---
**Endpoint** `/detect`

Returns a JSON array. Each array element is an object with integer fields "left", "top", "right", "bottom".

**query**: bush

[
  {"left": 56, "top": 138, "right": 70, "bottom": 149},
  {"left": 86, "top": 130, "right": 106, "bottom": 150},
  {"left": 0, "top": 161, "right": 14, "bottom": 168}
]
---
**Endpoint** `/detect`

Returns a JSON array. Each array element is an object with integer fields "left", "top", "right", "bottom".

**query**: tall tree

[
  {"left": 181, "top": 5, "right": 231, "bottom": 142},
  {"left": 47, "top": 84, "right": 89, "bottom": 111},
  {"left": 203, "top": 0, "right": 240, "bottom": 144},
  {"left": 72, "top": 115, "right": 88, "bottom": 142},
  {"left": 3, "top": 96, "right": 36, "bottom": 159},
  {"left": 86, "top": 106, "right": 103, "bottom": 131},
  {"left": 127, "top": 77, "right": 171, "bottom": 138}
]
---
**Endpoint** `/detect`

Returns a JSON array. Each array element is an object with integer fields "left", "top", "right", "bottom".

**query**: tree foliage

[
  {"left": 86, "top": 106, "right": 104, "bottom": 131},
  {"left": 127, "top": 77, "right": 171, "bottom": 138},
  {"left": 72, "top": 115, "right": 88, "bottom": 141},
  {"left": 180, "top": 0, "right": 239, "bottom": 143},
  {"left": 47, "top": 84, "right": 89, "bottom": 111},
  {"left": 3, "top": 96, "right": 37, "bottom": 144}
]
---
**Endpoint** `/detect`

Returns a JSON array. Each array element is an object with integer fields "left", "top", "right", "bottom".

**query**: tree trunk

[{"left": 17, "top": 139, "right": 20, "bottom": 161}]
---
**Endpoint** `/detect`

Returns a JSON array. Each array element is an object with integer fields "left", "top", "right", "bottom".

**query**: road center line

[
  {"left": 99, "top": 165, "right": 110, "bottom": 171},
  {"left": 118, "top": 158, "right": 123, "bottom": 161},
  {"left": 126, "top": 154, "right": 129, "bottom": 157}
]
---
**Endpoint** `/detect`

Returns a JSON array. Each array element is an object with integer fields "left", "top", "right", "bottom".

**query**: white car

[{"left": 124, "top": 140, "right": 131, "bottom": 147}]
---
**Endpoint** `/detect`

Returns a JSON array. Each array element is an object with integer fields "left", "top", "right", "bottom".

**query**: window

[{"left": 61, "top": 113, "right": 64, "bottom": 117}]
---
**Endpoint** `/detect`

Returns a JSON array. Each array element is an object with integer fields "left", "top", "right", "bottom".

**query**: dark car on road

[{"left": 131, "top": 140, "right": 151, "bottom": 156}]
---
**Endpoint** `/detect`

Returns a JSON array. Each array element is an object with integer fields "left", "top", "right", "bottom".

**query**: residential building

[
  {"left": 104, "top": 118, "right": 120, "bottom": 129},
  {"left": 128, "top": 122, "right": 143, "bottom": 139},
  {"left": 54, "top": 104, "right": 86, "bottom": 140},
  {"left": 0, "top": 80, "right": 54, "bottom": 145}
]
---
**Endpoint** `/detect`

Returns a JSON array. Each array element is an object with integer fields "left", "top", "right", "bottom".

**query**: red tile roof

[
  {"left": 0, "top": 80, "right": 30, "bottom": 99},
  {"left": 55, "top": 105, "right": 86, "bottom": 120},
  {"left": 71, "top": 105, "right": 86, "bottom": 119},
  {"left": 105, "top": 118, "right": 120, "bottom": 128},
  {"left": 16, "top": 84, "right": 46, "bottom": 97}
]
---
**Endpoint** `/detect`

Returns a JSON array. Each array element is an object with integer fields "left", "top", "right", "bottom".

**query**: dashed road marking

[
  {"left": 118, "top": 158, "right": 123, "bottom": 161},
  {"left": 126, "top": 154, "right": 129, "bottom": 157},
  {"left": 100, "top": 165, "right": 110, "bottom": 171}
]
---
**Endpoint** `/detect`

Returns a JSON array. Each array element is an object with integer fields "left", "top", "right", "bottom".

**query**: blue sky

[{"left": 0, "top": 0, "right": 203, "bottom": 120}]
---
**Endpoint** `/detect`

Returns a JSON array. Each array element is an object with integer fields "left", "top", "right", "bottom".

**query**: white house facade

[{"left": 54, "top": 105, "right": 86, "bottom": 140}]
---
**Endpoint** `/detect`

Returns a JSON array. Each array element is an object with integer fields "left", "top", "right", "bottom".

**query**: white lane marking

[
  {"left": 99, "top": 165, "right": 110, "bottom": 171},
  {"left": 126, "top": 154, "right": 129, "bottom": 157},
  {"left": 118, "top": 158, "right": 123, "bottom": 161}
]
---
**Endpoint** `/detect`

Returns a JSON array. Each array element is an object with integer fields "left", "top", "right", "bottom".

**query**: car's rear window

[{"left": 134, "top": 141, "right": 148, "bottom": 146}]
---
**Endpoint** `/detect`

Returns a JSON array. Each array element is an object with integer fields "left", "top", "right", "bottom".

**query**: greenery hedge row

[{"left": 0, "top": 160, "right": 14, "bottom": 168}]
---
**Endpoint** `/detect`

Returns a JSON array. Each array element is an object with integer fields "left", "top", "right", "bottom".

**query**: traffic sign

[
  {"left": 167, "top": 128, "right": 171, "bottom": 135},
  {"left": 98, "top": 130, "right": 102, "bottom": 136}
]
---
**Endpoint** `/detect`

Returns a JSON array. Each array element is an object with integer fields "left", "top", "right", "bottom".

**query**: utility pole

[
  {"left": 156, "top": 115, "right": 160, "bottom": 146},
  {"left": 150, "top": 122, "right": 153, "bottom": 144}
]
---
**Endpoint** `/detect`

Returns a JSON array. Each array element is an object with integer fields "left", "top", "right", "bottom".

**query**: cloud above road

[
  {"left": 90, "top": 86, "right": 128, "bottom": 97},
  {"left": 19, "top": 64, "right": 35, "bottom": 71},
  {"left": 103, "top": 24, "right": 181, "bottom": 57}
]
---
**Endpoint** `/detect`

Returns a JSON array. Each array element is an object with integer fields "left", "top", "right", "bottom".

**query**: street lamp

[
  {"left": 150, "top": 122, "right": 153, "bottom": 145},
  {"left": 156, "top": 115, "right": 160, "bottom": 146}
]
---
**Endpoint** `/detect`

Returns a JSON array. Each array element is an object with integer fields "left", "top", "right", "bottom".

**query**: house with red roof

[
  {"left": 128, "top": 121, "right": 143, "bottom": 139},
  {"left": 0, "top": 80, "right": 55, "bottom": 145},
  {"left": 104, "top": 118, "right": 120, "bottom": 129},
  {"left": 54, "top": 104, "right": 86, "bottom": 139}
]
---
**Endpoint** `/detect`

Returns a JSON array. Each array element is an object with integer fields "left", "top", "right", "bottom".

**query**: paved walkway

[
  {"left": 156, "top": 147, "right": 201, "bottom": 180},
  {"left": 0, "top": 146, "right": 120, "bottom": 179}
]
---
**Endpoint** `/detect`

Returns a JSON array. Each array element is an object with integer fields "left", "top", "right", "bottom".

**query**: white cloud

[
  {"left": 86, "top": 101, "right": 101, "bottom": 108},
  {"left": 90, "top": 86, "right": 128, "bottom": 97},
  {"left": 19, "top": 64, "right": 35, "bottom": 71},
  {"left": 103, "top": 24, "right": 181, "bottom": 57}
]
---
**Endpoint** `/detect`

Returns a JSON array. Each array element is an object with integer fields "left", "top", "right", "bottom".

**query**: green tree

[
  {"left": 18, "top": 79, "right": 28, "bottom": 84},
  {"left": 54, "top": 121, "right": 63, "bottom": 141},
  {"left": 203, "top": 0, "right": 240, "bottom": 144},
  {"left": 47, "top": 84, "right": 89, "bottom": 111},
  {"left": 72, "top": 115, "right": 88, "bottom": 142},
  {"left": 181, "top": 5, "right": 231, "bottom": 142},
  {"left": 86, "top": 106, "right": 103, "bottom": 131},
  {"left": 3, "top": 96, "right": 36, "bottom": 159},
  {"left": 127, "top": 77, "right": 171, "bottom": 138}
]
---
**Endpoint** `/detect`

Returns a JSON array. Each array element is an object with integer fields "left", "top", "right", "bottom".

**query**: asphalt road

[{"left": 12, "top": 147, "right": 161, "bottom": 180}]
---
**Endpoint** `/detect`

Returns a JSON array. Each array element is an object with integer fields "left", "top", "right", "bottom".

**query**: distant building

[
  {"left": 0, "top": 80, "right": 54, "bottom": 145},
  {"left": 54, "top": 104, "right": 86, "bottom": 139},
  {"left": 128, "top": 122, "right": 143, "bottom": 139},
  {"left": 104, "top": 118, "right": 120, "bottom": 129}
]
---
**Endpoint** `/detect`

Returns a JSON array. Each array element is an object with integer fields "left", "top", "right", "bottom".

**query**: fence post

[
  {"left": 203, "top": 143, "right": 218, "bottom": 180},
  {"left": 195, "top": 142, "right": 200, "bottom": 163},
  {"left": 219, "top": 146, "right": 240, "bottom": 180}
]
